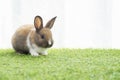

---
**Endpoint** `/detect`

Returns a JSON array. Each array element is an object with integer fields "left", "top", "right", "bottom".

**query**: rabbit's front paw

[
  {"left": 41, "top": 52, "right": 48, "bottom": 56},
  {"left": 31, "top": 53, "right": 39, "bottom": 56},
  {"left": 30, "top": 49, "right": 39, "bottom": 56}
]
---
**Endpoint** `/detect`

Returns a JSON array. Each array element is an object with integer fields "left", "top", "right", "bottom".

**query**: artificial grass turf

[{"left": 0, "top": 49, "right": 120, "bottom": 80}]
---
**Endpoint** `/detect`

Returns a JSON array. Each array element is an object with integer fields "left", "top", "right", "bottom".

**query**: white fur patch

[
  {"left": 32, "top": 44, "right": 48, "bottom": 55},
  {"left": 48, "top": 39, "right": 52, "bottom": 45},
  {"left": 26, "top": 31, "right": 48, "bottom": 56},
  {"left": 27, "top": 32, "right": 39, "bottom": 56}
]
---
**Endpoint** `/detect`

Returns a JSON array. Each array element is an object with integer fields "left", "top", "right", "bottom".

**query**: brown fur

[
  {"left": 34, "top": 28, "right": 53, "bottom": 48},
  {"left": 34, "top": 17, "right": 42, "bottom": 29},
  {"left": 34, "top": 16, "right": 43, "bottom": 31},
  {"left": 12, "top": 16, "right": 56, "bottom": 54},
  {"left": 12, "top": 25, "right": 34, "bottom": 53},
  {"left": 45, "top": 16, "right": 57, "bottom": 29}
]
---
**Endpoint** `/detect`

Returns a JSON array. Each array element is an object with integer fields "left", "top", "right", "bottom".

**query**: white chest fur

[
  {"left": 32, "top": 44, "right": 48, "bottom": 55},
  {"left": 26, "top": 32, "right": 48, "bottom": 56}
]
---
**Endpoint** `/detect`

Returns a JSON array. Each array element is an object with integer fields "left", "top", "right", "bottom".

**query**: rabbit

[{"left": 12, "top": 15, "right": 57, "bottom": 56}]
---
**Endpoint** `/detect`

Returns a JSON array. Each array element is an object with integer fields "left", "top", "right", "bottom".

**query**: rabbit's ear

[
  {"left": 34, "top": 16, "right": 43, "bottom": 31},
  {"left": 45, "top": 16, "right": 57, "bottom": 29}
]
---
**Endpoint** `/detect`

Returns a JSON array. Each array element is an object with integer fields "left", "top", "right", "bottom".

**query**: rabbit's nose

[
  {"left": 47, "top": 40, "right": 53, "bottom": 47},
  {"left": 48, "top": 40, "right": 52, "bottom": 45}
]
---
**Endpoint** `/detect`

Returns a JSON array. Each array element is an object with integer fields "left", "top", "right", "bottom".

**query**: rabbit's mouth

[
  {"left": 48, "top": 42, "right": 53, "bottom": 48},
  {"left": 38, "top": 40, "right": 53, "bottom": 48},
  {"left": 44, "top": 40, "right": 53, "bottom": 48},
  {"left": 48, "top": 39, "right": 53, "bottom": 47}
]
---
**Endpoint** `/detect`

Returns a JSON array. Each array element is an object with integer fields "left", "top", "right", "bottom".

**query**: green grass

[{"left": 0, "top": 49, "right": 120, "bottom": 80}]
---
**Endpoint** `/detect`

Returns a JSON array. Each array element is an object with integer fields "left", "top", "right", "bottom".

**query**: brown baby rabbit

[{"left": 12, "top": 16, "right": 57, "bottom": 56}]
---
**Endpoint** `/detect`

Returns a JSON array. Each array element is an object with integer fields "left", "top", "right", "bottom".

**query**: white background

[{"left": 0, "top": 0, "right": 120, "bottom": 49}]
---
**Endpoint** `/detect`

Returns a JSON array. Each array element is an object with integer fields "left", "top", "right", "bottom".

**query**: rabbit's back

[{"left": 12, "top": 25, "right": 34, "bottom": 53}]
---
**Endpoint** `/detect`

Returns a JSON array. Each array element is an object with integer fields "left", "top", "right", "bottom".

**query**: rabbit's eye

[{"left": 41, "top": 35, "right": 44, "bottom": 39}]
